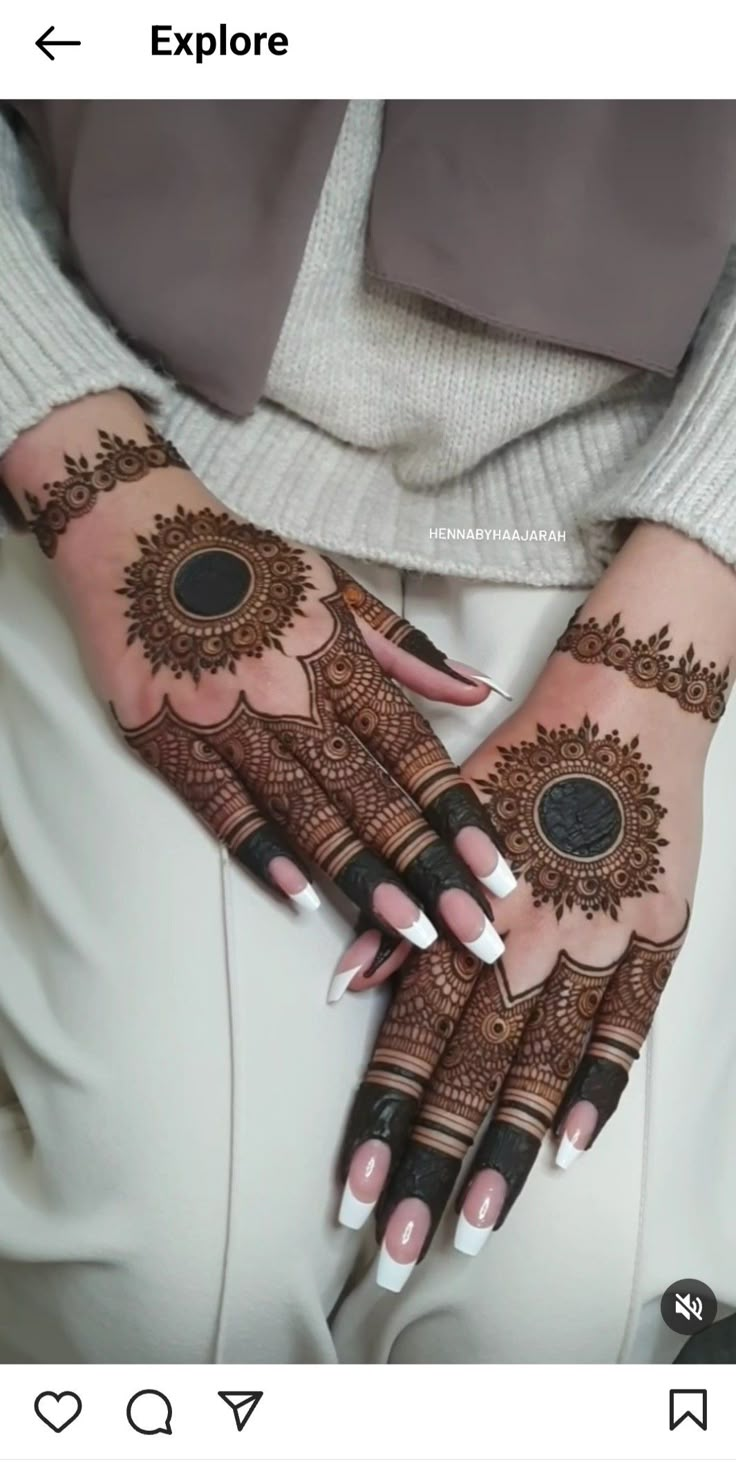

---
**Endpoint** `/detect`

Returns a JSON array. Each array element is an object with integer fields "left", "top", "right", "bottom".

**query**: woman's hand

[
  {"left": 1, "top": 391, "right": 515, "bottom": 961},
  {"left": 337, "top": 522, "right": 735, "bottom": 1291}
]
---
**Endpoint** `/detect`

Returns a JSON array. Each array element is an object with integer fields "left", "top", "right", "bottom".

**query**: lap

[
  {"left": 0, "top": 535, "right": 387, "bottom": 1361},
  {"left": 1, "top": 534, "right": 735, "bottom": 1364}
]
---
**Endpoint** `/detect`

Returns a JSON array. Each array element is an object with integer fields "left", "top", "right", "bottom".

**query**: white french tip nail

[
  {"left": 448, "top": 662, "right": 513, "bottom": 699},
  {"left": 327, "top": 965, "right": 362, "bottom": 1004},
  {"left": 288, "top": 883, "right": 321, "bottom": 912},
  {"left": 398, "top": 910, "right": 438, "bottom": 950},
  {"left": 556, "top": 1133, "right": 584, "bottom": 1170},
  {"left": 463, "top": 917, "right": 505, "bottom": 965},
  {"left": 338, "top": 1182, "right": 376, "bottom": 1230},
  {"left": 454, "top": 1212, "right": 493, "bottom": 1257},
  {"left": 479, "top": 854, "right": 517, "bottom": 898},
  {"left": 376, "top": 1244, "right": 417, "bottom": 1294},
  {"left": 469, "top": 674, "right": 513, "bottom": 700}
]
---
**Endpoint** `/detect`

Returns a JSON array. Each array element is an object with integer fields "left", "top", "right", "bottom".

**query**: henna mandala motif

[
  {"left": 556, "top": 610, "right": 730, "bottom": 722},
  {"left": 118, "top": 507, "right": 314, "bottom": 680},
  {"left": 24, "top": 427, "right": 187, "bottom": 557},
  {"left": 474, "top": 715, "right": 667, "bottom": 919}
]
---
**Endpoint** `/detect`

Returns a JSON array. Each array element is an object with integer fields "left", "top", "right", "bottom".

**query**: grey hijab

[{"left": 13, "top": 100, "right": 736, "bottom": 415}]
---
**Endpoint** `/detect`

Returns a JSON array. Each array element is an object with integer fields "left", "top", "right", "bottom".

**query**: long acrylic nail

[
  {"left": 373, "top": 884, "right": 437, "bottom": 950},
  {"left": 376, "top": 1198, "right": 431, "bottom": 1292},
  {"left": 269, "top": 856, "right": 320, "bottom": 910},
  {"left": 556, "top": 1100, "right": 598, "bottom": 1170},
  {"left": 447, "top": 661, "right": 513, "bottom": 700},
  {"left": 438, "top": 888, "right": 504, "bottom": 964},
  {"left": 338, "top": 1140, "right": 391, "bottom": 1229},
  {"left": 454, "top": 827, "right": 517, "bottom": 898},
  {"left": 327, "top": 964, "right": 363, "bottom": 1004},
  {"left": 454, "top": 1169, "right": 508, "bottom": 1256}
]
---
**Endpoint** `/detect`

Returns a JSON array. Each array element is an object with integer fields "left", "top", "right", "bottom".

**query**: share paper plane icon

[{"left": 218, "top": 1390, "right": 263, "bottom": 1432}]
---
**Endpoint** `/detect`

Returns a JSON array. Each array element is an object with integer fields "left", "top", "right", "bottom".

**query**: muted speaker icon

[
  {"left": 661, "top": 1277, "right": 717, "bottom": 1336},
  {"left": 674, "top": 1292, "right": 703, "bottom": 1323}
]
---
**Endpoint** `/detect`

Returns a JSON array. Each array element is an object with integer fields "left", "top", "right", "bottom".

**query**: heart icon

[{"left": 34, "top": 1391, "right": 82, "bottom": 1433}]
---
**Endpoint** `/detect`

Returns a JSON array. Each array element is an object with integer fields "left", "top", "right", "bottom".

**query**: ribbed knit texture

[{"left": 1, "top": 102, "right": 734, "bottom": 586}]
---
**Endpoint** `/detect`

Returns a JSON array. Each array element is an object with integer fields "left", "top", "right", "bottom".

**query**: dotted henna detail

[
  {"left": 475, "top": 715, "right": 668, "bottom": 920},
  {"left": 24, "top": 426, "right": 187, "bottom": 557},
  {"left": 118, "top": 507, "right": 314, "bottom": 680},
  {"left": 556, "top": 610, "right": 730, "bottom": 722}
]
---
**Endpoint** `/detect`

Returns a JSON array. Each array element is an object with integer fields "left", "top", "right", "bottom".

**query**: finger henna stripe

[
  {"left": 586, "top": 1028, "right": 641, "bottom": 1069},
  {"left": 368, "top": 1058, "right": 433, "bottom": 1081},
  {"left": 381, "top": 826, "right": 441, "bottom": 871},
  {"left": 368, "top": 1073, "right": 426, "bottom": 1100},
  {"left": 326, "top": 557, "right": 474, "bottom": 684},
  {"left": 412, "top": 1127, "right": 471, "bottom": 1161},
  {"left": 310, "top": 828, "right": 364, "bottom": 879}
]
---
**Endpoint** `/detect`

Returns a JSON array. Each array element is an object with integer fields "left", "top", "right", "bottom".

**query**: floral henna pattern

[
  {"left": 24, "top": 427, "right": 187, "bottom": 557},
  {"left": 118, "top": 506, "right": 314, "bottom": 680},
  {"left": 556, "top": 610, "right": 730, "bottom": 722},
  {"left": 474, "top": 715, "right": 667, "bottom": 920}
]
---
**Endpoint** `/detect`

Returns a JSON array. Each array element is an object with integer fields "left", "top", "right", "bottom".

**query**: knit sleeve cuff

[
  {"left": 590, "top": 247, "right": 736, "bottom": 567},
  {"left": 0, "top": 111, "right": 166, "bottom": 462}
]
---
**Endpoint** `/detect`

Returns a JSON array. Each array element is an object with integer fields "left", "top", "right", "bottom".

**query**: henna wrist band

[
  {"left": 24, "top": 426, "right": 187, "bottom": 557},
  {"left": 555, "top": 609, "right": 730, "bottom": 722}
]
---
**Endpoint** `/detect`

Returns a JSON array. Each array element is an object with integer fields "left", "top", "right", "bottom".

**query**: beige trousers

[{"left": 0, "top": 534, "right": 734, "bottom": 1364}]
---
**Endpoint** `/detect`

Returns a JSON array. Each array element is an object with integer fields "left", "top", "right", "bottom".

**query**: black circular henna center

[
  {"left": 173, "top": 549, "right": 251, "bottom": 618},
  {"left": 536, "top": 775, "right": 623, "bottom": 859}
]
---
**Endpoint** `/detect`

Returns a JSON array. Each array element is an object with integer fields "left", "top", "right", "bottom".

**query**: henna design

[
  {"left": 117, "top": 703, "right": 307, "bottom": 890},
  {"left": 118, "top": 590, "right": 491, "bottom": 935},
  {"left": 24, "top": 427, "right": 187, "bottom": 557},
  {"left": 340, "top": 940, "right": 484, "bottom": 1179},
  {"left": 556, "top": 913, "right": 687, "bottom": 1143},
  {"left": 327, "top": 556, "right": 477, "bottom": 686},
  {"left": 475, "top": 715, "right": 667, "bottom": 920},
  {"left": 556, "top": 610, "right": 730, "bottom": 722},
  {"left": 370, "top": 910, "right": 688, "bottom": 1249},
  {"left": 471, "top": 915, "right": 687, "bottom": 1226},
  {"left": 118, "top": 507, "right": 314, "bottom": 681}
]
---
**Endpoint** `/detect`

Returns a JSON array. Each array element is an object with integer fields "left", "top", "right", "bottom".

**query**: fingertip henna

[
  {"left": 232, "top": 825, "right": 309, "bottom": 893},
  {"left": 375, "top": 1141, "right": 463, "bottom": 1258},
  {"left": 339, "top": 1082, "right": 419, "bottom": 1183},
  {"left": 469, "top": 1124, "right": 542, "bottom": 1229},
  {"left": 555, "top": 1057, "right": 630, "bottom": 1147}
]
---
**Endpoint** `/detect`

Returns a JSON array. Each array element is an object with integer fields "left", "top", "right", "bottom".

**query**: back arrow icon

[{"left": 36, "top": 26, "right": 82, "bottom": 60}]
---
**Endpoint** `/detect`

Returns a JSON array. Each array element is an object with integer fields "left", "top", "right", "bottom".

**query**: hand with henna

[
  {"left": 0, "top": 390, "right": 516, "bottom": 970},
  {"left": 337, "top": 523, "right": 735, "bottom": 1292}
]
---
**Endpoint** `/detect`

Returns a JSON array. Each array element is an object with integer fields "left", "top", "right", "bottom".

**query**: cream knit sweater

[{"left": 1, "top": 101, "right": 736, "bottom": 586}]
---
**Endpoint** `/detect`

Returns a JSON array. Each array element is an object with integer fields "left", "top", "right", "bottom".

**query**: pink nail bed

[
  {"left": 454, "top": 1170, "right": 507, "bottom": 1256},
  {"left": 556, "top": 1099, "right": 598, "bottom": 1169},
  {"left": 349, "top": 1140, "right": 391, "bottom": 1202},
  {"left": 376, "top": 1199, "right": 431, "bottom": 1292},
  {"left": 339, "top": 1140, "right": 392, "bottom": 1229}
]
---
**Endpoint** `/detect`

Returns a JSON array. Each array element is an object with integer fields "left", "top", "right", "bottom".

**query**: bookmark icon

[{"left": 218, "top": 1390, "right": 263, "bottom": 1432}]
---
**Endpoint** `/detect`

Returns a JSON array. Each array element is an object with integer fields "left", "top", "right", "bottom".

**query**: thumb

[{"left": 328, "top": 557, "right": 511, "bottom": 706}]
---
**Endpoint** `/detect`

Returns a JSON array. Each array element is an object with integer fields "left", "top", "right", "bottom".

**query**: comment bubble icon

[{"left": 126, "top": 1388, "right": 173, "bottom": 1435}]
